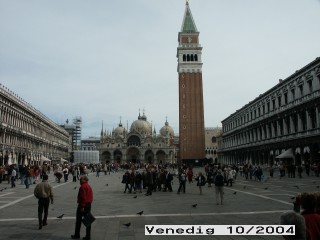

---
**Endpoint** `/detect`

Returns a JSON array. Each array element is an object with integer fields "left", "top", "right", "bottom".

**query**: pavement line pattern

[
  {"left": 0, "top": 181, "right": 71, "bottom": 210},
  {"left": 0, "top": 210, "right": 288, "bottom": 222},
  {"left": 0, "top": 192, "right": 14, "bottom": 197},
  {"left": 224, "top": 188, "right": 293, "bottom": 206}
]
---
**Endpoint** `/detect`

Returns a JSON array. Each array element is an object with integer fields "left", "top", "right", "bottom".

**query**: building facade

[
  {"left": 219, "top": 57, "right": 320, "bottom": 166},
  {"left": 81, "top": 137, "right": 100, "bottom": 151},
  {"left": 177, "top": 1, "right": 205, "bottom": 162},
  {"left": 0, "top": 84, "right": 70, "bottom": 166},
  {"left": 99, "top": 113, "right": 177, "bottom": 164},
  {"left": 205, "top": 127, "right": 222, "bottom": 163}
]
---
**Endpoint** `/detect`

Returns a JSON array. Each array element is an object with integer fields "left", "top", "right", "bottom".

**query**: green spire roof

[{"left": 181, "top": 2, "right": 198, "bottom": 32}]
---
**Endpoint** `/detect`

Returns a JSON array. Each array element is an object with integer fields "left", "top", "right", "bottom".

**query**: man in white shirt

[{"left": 63, "top": 166, "right": 69, "bottom": 182}]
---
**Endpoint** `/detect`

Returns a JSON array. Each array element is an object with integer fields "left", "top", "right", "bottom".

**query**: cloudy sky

[{"left": 1, "top": 0, "right": 320, "bottom": 138}]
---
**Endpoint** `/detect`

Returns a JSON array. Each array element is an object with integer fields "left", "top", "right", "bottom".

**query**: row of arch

[
  {"left": 101, "top": 148, "right": 174, "bottom": 164},
  {"left": 182, "top": 54, "right": 198, "bottom": 62},
  {"left": 221, "top": 144, "right": 317, "bottom": 166},
  {"left": 205, "top": 149, "right": 217, "bottom": 155},
  {"left": 223, "top": 107, "right": 319, "bottom": 149}
]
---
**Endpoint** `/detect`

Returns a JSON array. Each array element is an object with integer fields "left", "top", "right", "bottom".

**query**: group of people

[
  {"left": 0, "top": 164, "right": 51, "bottom": 188},
  {"left": 122, "top": 167, "right": 174, "bottom": 195},
  {"left": 119, "top": 164, "right": 228, "bottom": 205}
]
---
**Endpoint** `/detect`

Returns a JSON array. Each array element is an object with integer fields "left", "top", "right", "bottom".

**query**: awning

[
  {"left": 275, "top": 148, "right": 294, "bottom": 159},
  {"left": 41, "top": 156, "right": 52, "bottom": 162},
  {"left": 61, "top": 158, "right": 68, "bottom": 162}
]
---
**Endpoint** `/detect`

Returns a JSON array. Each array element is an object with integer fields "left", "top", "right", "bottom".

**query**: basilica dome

[
  {"left": 160, "top": 120, "right": 174, "bottom": 137},
  {"left": 130, "top": 113, "right": 152, "bottom": 135},
  {"left": 114, "top": 121, "right": 126, "bottom": 137}
]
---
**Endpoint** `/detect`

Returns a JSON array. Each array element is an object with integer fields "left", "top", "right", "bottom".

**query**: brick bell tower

[{"left": 177, "top": 1, "right": 205, "bottom": 162}]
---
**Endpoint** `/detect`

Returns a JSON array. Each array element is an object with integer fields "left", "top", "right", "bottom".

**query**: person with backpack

[{"left": 214, "top": 170, "right": 224, "bottom": 205}]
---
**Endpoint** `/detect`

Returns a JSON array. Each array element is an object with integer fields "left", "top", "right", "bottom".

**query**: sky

[{"left": 1, "top": 0, "right": 320, "bottom": 138}]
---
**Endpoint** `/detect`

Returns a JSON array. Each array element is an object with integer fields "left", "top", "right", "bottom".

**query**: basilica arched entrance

[
  {"left": 127, "top": 147, "right": 140, "bottom": 163},
  {"left": 144, "top": 150, "right": 154, "bottom": 164},
  {"left": 113, "top": 150, "right": 122, "bottom": 163},
  {"left": 156, "top": 150, "right": 166, "bottom": 164},
  {"left": 101, "top": 151, "right": 111, "bottom": 164}
]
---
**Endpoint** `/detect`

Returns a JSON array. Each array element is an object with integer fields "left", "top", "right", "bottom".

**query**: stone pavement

[{"left": 0, "top": 168, "right": 319, "bottom": 240}]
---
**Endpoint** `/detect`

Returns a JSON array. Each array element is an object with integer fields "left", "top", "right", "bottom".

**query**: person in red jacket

[
  {"left": 71, "top": 175, "right": 93, "bottom": 240},
  {"left": 300, "top": 192, "right": 320, "bottom": 240}
]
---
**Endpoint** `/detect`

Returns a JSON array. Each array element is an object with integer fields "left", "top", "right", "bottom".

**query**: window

[
  {"left": 272, "top": 99, "right": 276, "bottom": 110},
  {"left": 308, "top": 80, "right": 313, "bottom": 93},
  {"left": 291, "top": 88, "right": 295, "bottom": 101},
  {"left": 278, "top": 96, "right": 281, "bottom": 107},
  {"left": 267, "top": 102, "right": 270, "bottom": 112},
  {"left": 183, "top": 54, "right": 186, "bottom": 61},
  {"left": 284, "top": 93, "right": 288, "bottom": 104},
  {"left": 299, "top": 85, "right": 303, "bottom": 97}
]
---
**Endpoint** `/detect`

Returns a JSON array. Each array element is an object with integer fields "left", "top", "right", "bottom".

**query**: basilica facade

[{"left": 99, "top": 112, "right": 178, "bottom": 164}]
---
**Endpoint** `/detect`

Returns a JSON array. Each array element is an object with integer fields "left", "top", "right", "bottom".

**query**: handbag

[{"left": 82, "top": 212, "right": 96, "bottom": 227}]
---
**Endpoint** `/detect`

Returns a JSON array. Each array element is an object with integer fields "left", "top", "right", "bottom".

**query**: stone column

[
  {"left": 306, "top": 109, "right": 311, "bottom": 130},
  {"left": 271, "top": 122, "right": 275, "bottom": 138},
  {"left": 290, "top": 115, "right": 294, "bottom": 134},
  {"left": 283, "top": 118, "right": 288, "bottom": 135},
  {"left": 261, "top": 125, "right": 265, "bottom": 140},
  {"left": 316, "top": 106, "right": 320, "bottom": 128},
  {"left": 277, "top": 120, "right": 281, "bottom": 136},
  {"left": 298, "top": 113, "right": 302, "bottom": 132}
]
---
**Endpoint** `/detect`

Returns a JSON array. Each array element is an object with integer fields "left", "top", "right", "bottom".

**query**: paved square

[{"left": 0, "top": 168, "right": 318, "bottom": 239}]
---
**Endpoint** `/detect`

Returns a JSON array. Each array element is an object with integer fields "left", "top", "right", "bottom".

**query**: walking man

[
  {"left": 34, "top": 174, "right": 53, "bottom": 229},
  {"left": 214, "top": 170, "right": 224, "bottom": 205},
  {"left": 10, "top": 166, "right": 17, "bottom": 188},
  {"left": 71, "top": 175, "right": 93, "bottom": 240}
]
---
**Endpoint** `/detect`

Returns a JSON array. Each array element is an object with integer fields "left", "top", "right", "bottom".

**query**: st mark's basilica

[{"left": 99, "top": 112, "right": 178, "bottom": 164}]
